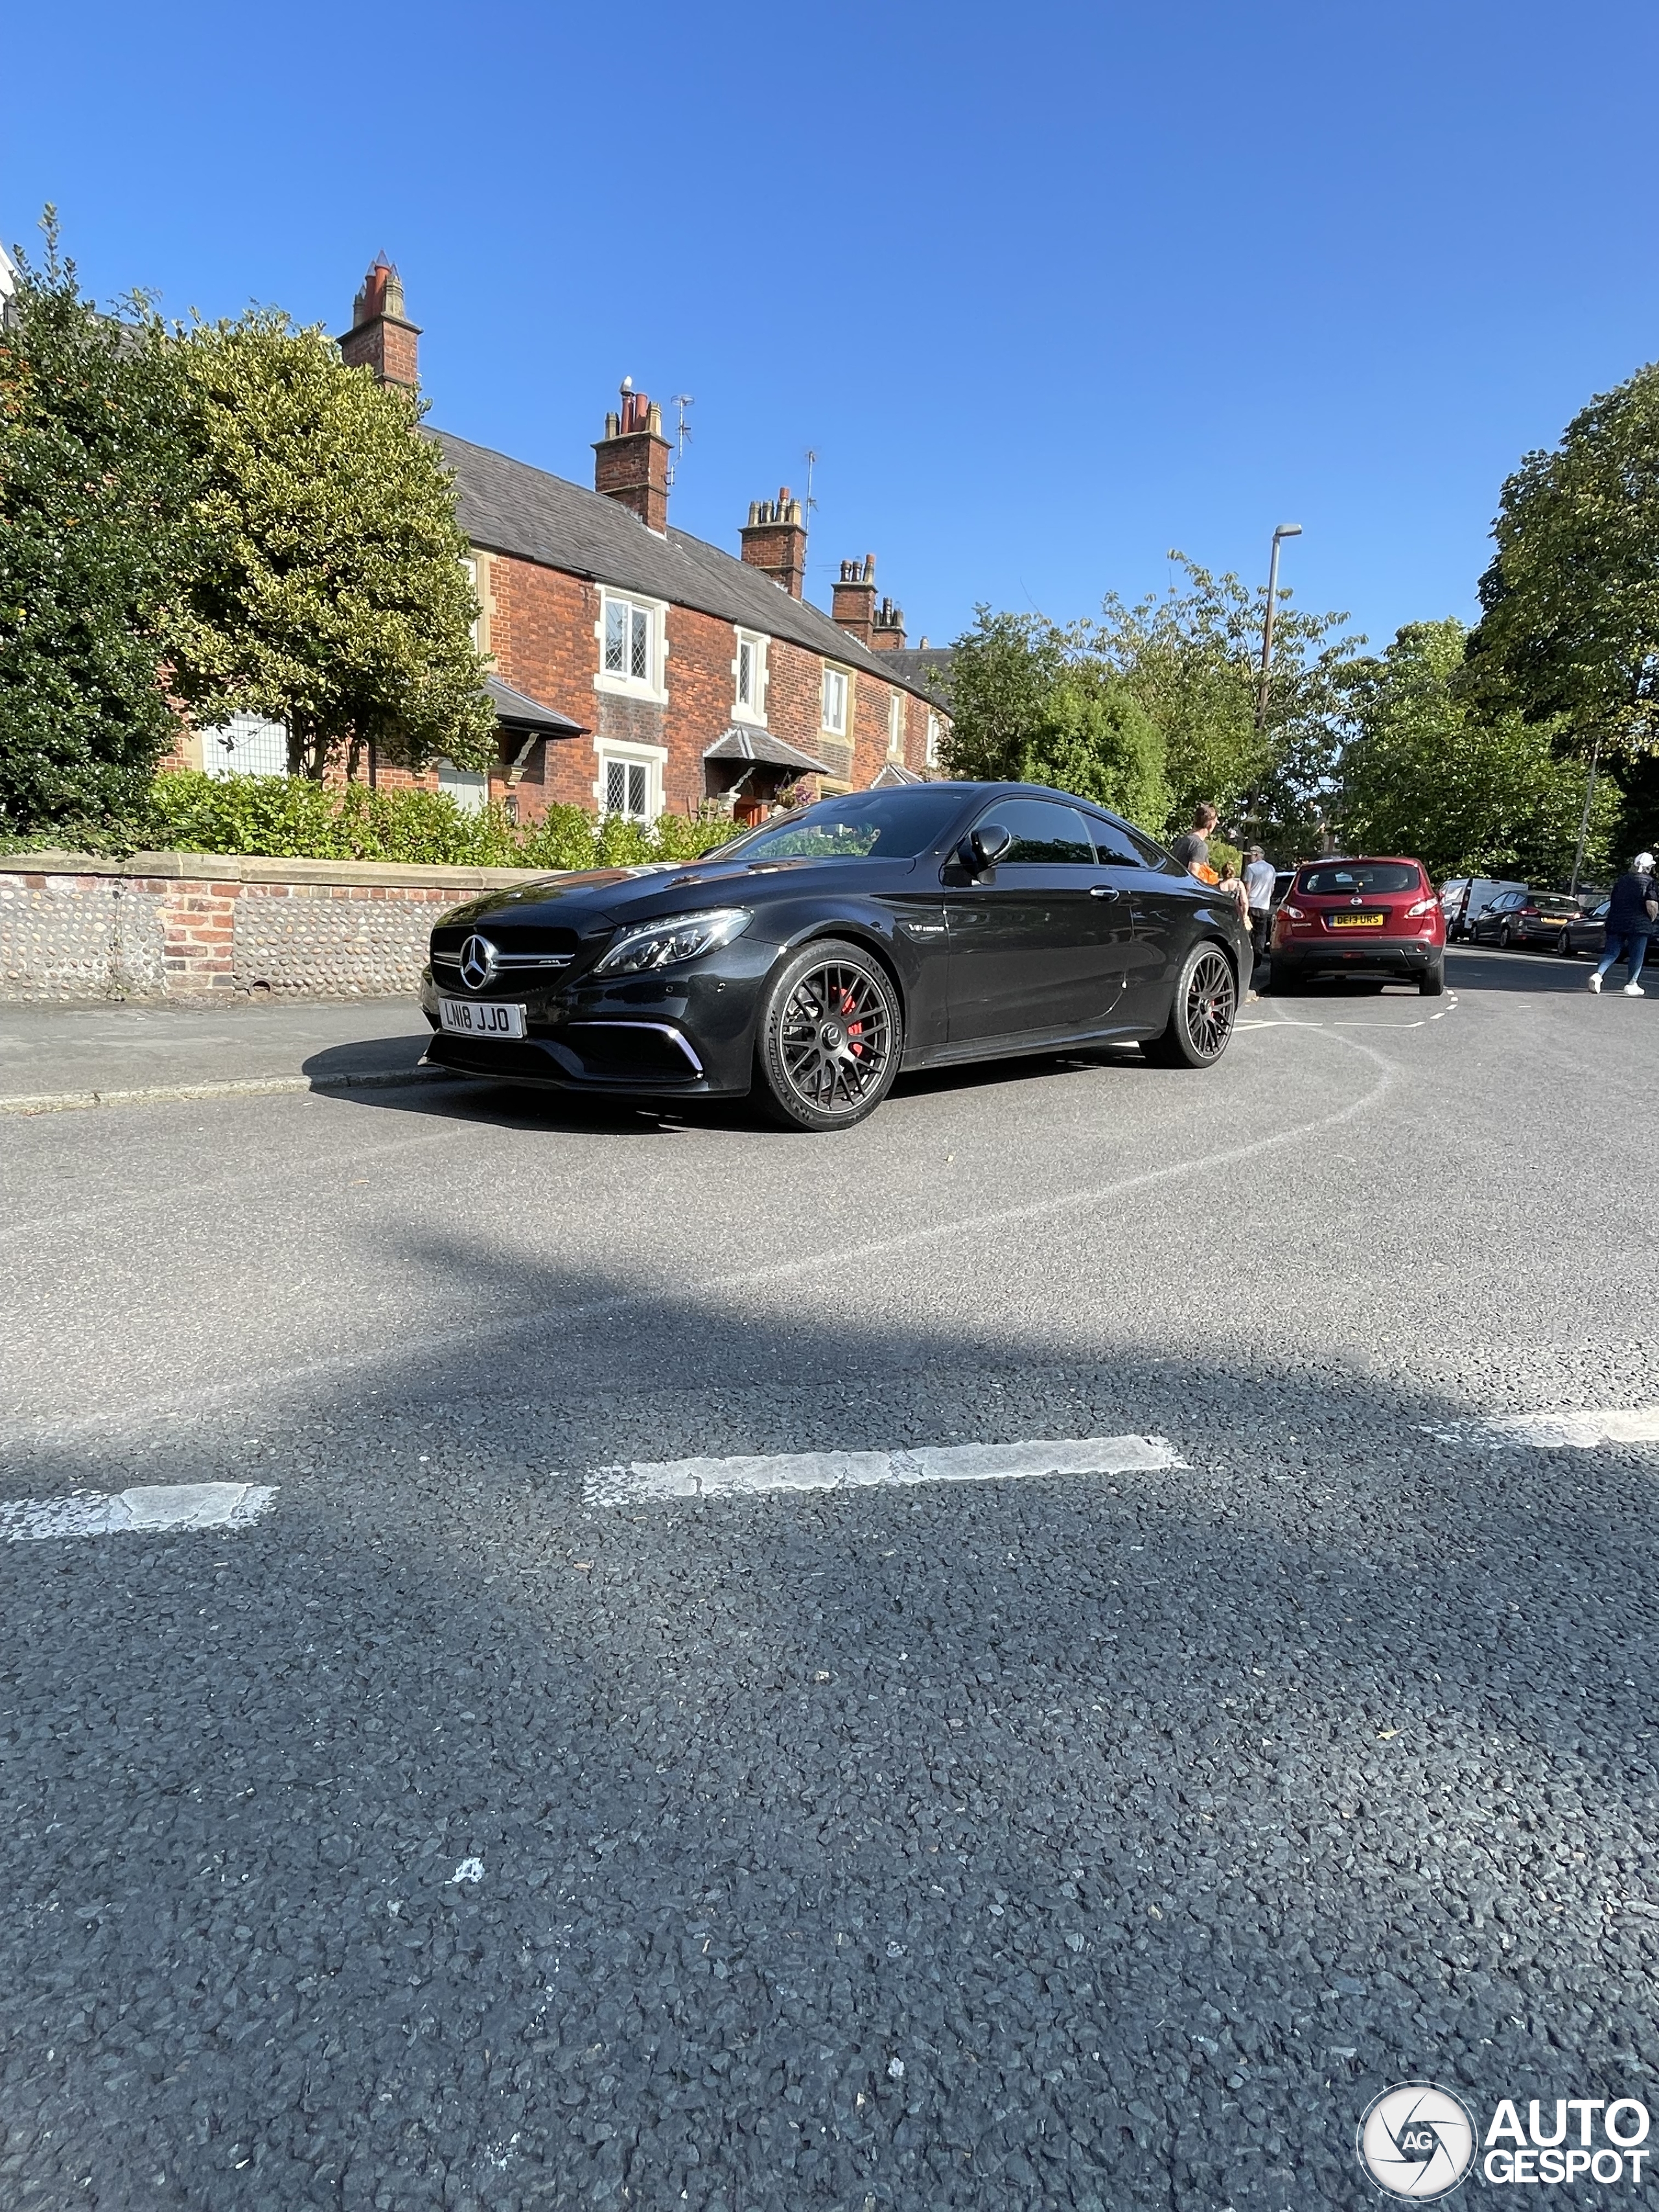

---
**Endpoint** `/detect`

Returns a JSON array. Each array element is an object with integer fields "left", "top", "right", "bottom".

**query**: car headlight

[{"left": 593, "top": 907, "right": 752, "bottom": 976}]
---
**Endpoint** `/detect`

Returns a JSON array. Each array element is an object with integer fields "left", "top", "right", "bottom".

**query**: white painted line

[
  {"left": 585, "top": 1434, "right": 1182, "bottom": 1507},
  {"left": 1, "top": 1482, "right": 278, "bottom": 1541},
  {"left": 1424, "top": 1408, "right": 1659, "bottom": 1451}
]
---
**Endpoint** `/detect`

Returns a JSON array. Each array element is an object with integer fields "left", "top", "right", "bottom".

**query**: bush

[{"left": 124, "top": 772, "right": 744, "bottom": 870}]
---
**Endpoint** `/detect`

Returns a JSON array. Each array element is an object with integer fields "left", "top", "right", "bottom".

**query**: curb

[{"left": 0, "top": 1064, "right": 463, "bottom": 1116}]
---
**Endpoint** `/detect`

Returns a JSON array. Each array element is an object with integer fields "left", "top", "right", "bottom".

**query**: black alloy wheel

[
  {"left": 1499, "top": 923, "right": 1514, "bottom": 948},
  {"left": 1557, "top": 930, "right": 1574, "bottom": 957},
  {"left": 1144, "top": 942, "right": 1237, "bottom": 1067},
  {"left": 755, "top": 938, "right": 903, "bottom": 1131}
]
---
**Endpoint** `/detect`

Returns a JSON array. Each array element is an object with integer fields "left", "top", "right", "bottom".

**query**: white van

[{"left": 1441, "top": 878, "right": 1527, "bottom": 942}]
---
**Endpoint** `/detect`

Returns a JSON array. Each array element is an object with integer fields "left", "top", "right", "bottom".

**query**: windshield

[
  {"left": 708, "top": 789, "right": 967, "bottom": 863},
  {"left": 1297, "top": 863, "right": 1422, "bottom": 896}
]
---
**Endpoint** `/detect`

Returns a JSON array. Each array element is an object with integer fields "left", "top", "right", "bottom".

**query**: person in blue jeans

[{"left": 1590, "top": 852, "right": 1658, "bottom": 995}]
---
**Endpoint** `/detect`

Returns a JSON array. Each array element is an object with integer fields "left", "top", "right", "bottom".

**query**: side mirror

[{"left": 960, "top": 822, "right": 1012, "bottom": 875}]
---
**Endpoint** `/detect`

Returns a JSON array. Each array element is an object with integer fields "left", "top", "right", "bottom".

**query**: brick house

[{"left": 181, "top": 259, "right": 951, "bottom": 824}]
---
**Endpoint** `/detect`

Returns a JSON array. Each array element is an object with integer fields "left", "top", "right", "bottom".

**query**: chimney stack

[
  {"left": 739, "top": 487, "right": 808, "bottom": 600},
  {"left": 338, "top": 255, "right": 421, "bottom": 389},
  {"left": 870, "top": 594, "right": 906, "bottom": 652},
  {"left": 832, "top": 553, "right": 878, "bottom": 646},
  {"left": 593, "top": 379, "right": 671, "bottom": 531}
]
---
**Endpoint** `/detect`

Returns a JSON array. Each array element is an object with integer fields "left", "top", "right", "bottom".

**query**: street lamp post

[{"left": 1255, "top": 522, "right": 1303, "bottom": 734}]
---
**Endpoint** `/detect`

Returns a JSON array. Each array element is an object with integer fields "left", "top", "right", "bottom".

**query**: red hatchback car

[{"left": 1270, "top": 856, "right": 1446, "bottom": 995}]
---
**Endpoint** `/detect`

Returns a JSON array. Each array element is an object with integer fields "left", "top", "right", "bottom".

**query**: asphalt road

[{"left": 3, "top": 944, "right": 1656, "bottom": 2211}]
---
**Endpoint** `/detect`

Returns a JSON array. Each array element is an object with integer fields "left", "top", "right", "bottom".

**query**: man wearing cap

[
  {"left": 1242, "top": 844, "right": 1276, "bottom": 968},
  {"left": 1589, "top": 852, "right": 1659, "bottom": 995}
]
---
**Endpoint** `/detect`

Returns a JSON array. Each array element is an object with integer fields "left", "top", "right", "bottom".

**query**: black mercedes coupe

[{"left": 420, "top": 783, "right": 1250, "bottom": 1130}]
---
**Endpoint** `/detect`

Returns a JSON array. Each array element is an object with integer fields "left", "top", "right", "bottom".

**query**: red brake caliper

[{"left": 839, "top": 985, "right": 864, "bottom": 1057}]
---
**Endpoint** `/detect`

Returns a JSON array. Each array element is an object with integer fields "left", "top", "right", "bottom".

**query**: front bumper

[{"left": 419, "top": 935, "right": 782, "bottom": 1096}]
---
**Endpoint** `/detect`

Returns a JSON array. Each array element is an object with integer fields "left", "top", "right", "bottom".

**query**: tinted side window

[
  {"left": 976, "top": 797, "right": 1096, "bottom": 865},
  {"left": 1087, "top": 816, "right": 1144, "bottom": 868}
]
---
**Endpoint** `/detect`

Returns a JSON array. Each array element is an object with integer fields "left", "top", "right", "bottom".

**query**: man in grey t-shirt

[
  {"left": 1170, "top": 803, "right": 1218, "bottom": 876},
  {"left": 1242, "top": 844, "right": 1276, "bottom": 964}
]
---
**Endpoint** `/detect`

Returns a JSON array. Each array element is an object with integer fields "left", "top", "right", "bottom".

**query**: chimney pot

[
  {"left": 338, "top": 254, "right": 421, "bottom": 390},
  {"left": 594, "top": 382, "right": 671, "bottom": 530},
  {"left": 740, "top": 483, "right": 809, "bottom": 598},
  {"left": 831, "top": 552, "right": 880, "bottom": 646}
]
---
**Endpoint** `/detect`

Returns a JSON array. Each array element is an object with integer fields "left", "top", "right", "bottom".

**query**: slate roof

[
  {"left": 877, "top": 646, "right": 957, "bottom": 703},
  {"left": 429, "top": 428, "right": 940, "bottom": 706},
  {"left": 485, "top": 673, "right": 585, "bottom": 736},
  {"left": 703, "top": 726, "right": 830, "bottom": 774}
]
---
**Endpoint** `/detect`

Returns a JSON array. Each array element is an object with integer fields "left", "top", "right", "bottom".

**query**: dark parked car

[
  {"left": 420, "top": 783, "right": 1252, "bottom": 1130},
  {"left": 1554, "top": 899, "right": 1608, "bottom": 958},
  {"left": 1270, "top": 856, "right": 1446, "bottom": 994},
  {"left": 1468, "top": 888, "right": 1585, "bottom": 950}
]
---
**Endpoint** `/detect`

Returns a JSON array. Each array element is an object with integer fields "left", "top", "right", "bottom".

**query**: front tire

[
  {"left": 754, "top": 938, "right": 903, "bottom": 1131},
  {"left": 1557, "top": 931, "right": 1574, "bottom": 958},
  {"left": 1143, "top": 942, "right": 1237, "bottom": 1067}
]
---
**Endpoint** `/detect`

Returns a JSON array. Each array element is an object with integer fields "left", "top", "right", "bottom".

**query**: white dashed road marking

[
  {"left": 1424, "top": 1408, "right": 1659, "bottom": 1450},
  {"left": 585, "top": 1435, "right": 1182, "bottom": 1506},
  {"left": 1, "top": 1482, "right": 278, "bottom": 1541}
]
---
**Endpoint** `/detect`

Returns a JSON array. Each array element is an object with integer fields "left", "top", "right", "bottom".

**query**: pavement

[
  {"left": 0, "top": 996, "right": 442, "bottom": 1111},
  {"left": 1, "top": 944, "right": 1656, "bottom": 2211}
]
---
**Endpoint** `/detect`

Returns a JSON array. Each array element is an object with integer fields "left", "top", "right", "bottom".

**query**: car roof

[{"left": 1296, "top": 854, "right": 1424, "bottom": 868}]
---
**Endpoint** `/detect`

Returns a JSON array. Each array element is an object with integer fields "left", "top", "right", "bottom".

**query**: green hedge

[{"left": 1, "top": 773, "right": 748, "bottom": 870}]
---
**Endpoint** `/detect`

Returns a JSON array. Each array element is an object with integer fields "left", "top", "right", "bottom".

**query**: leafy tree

[
  {"left": 1088, "top": 556, "right": 1359, "bottom": 850},
  {"left": 1017, "top": 683, "right": 1170, "bottom": 829},
  {"left": 1340, "top": 618, "right": 1619, "bottom": 883},
  {"left": 939, "top": 609, "right": 1170, "bottom": 830},
  {"left": 0, "top": 215, "right": 193, "bottom": 832},
  {"left": 1463, "top": 362, "right": 1659, "bottom": 755},
  {"left": 1462, "top": 362, "right": 1659, "bottom": 861},
  {"left": 163, "top": 312, "right": 494, "bottom": 780}
]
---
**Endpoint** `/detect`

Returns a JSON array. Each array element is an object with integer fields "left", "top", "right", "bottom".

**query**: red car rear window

[{"left": 1297, "top": 863, "right": 1422, "bottom": 896}]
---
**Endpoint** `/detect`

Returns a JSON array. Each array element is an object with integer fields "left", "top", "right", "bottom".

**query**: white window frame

[
  {"left": 460, "top": 554, "right": 481, "bottom": 651},
  {"left": 926, "top": 712, "right": 941, "bottom": 769},
  {"left": 593, "top": 738, "right": 666, "bottom": 823},
  {"left": 888, "top": 691, "right": 905, "bottom": 758},
  {"left": 202, "top": 711, "right": 291, "bottom": 779},
  {"left": 733, "top": 630, "right": 769, "bottom": 723},
  {"left": 821, "top": 663, "right": 850, "bottom": 738},
  {"left": 594, "top": 590, "right": 667, "bottom": 702}
]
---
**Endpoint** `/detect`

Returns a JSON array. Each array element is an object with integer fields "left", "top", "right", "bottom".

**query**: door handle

[{"left": 1089, "top": 883, "right": 1122, "bottom": 902}]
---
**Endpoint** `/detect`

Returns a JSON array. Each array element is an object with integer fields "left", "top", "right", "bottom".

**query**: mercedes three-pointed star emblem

[{"left": 458, "top": 934, "right": 496, "bottom": 991}]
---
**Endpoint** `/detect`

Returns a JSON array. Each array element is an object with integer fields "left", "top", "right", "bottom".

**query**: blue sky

[{"left": 6, "top": 0, "right": 1656, "bottom": 657}]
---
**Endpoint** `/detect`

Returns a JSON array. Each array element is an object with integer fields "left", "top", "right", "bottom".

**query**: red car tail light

[
  {"left": 1280, "top": 902, "right": 1305, "bottom": 921},
  {"left": 1406, "top": 895, "right": 1439, "bottom": 917}
]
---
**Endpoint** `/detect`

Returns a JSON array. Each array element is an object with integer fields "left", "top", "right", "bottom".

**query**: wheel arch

[{"left": 781, "top": 920, "right": 909, "bottom": 1016}]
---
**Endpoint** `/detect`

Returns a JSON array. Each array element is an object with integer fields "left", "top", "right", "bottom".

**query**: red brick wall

[{"left": 159, "top": 542, "right": 948, "bottom": 814}]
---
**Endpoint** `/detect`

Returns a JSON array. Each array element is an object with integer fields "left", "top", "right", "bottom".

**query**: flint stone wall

[{"left": 0, "top": 852, "right": 555, "bottom": 1001}]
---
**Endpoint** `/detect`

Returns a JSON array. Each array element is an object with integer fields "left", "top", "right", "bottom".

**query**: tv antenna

[
  {"left": 803, "top": 447, "right": 820, "bottom": 518},
  {"left": 667, "top": 393, "right": 695, "bottom": 487}
]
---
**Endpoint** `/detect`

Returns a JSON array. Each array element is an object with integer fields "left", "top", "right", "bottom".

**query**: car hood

[{"left": 437, "top": 853, "right": 918, "bottom": 932}]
